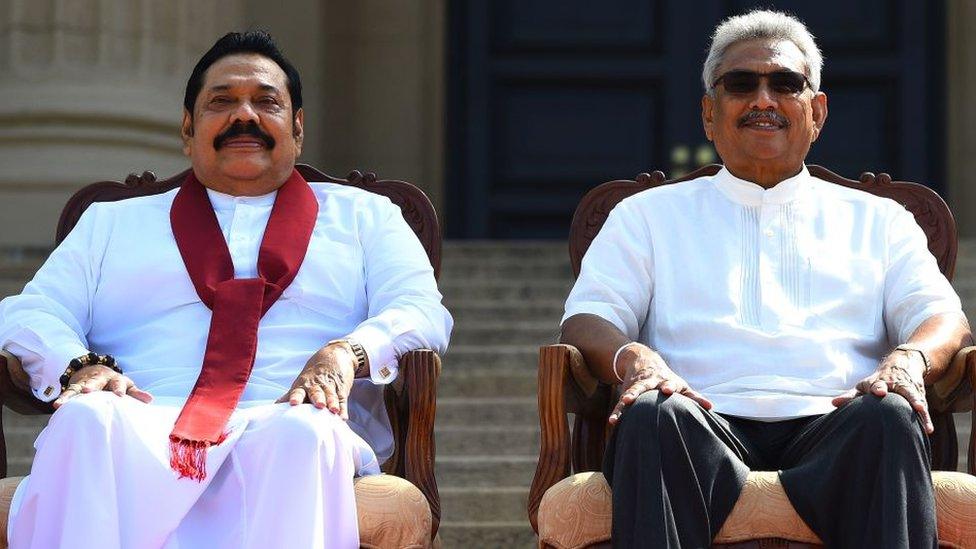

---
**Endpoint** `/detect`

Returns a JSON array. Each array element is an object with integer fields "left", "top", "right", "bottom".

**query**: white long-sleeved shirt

[
  {"left": 0, "top": 182, "right": 453, "bottom": 461},
  {"left": 563, "top": 165, "right": 962, "bottom": 419}
]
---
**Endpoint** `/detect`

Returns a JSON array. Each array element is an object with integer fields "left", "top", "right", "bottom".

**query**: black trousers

[{"left": 603, "top": 391, "right": 936, "bottom": 549}]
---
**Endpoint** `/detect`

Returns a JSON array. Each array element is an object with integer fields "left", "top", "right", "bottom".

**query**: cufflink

[
  {"left": 43, "top": 386, "right": 54, "bottom": 397},
  {"left": 379, "top": 366, "right": 392, "bottom": 379}
]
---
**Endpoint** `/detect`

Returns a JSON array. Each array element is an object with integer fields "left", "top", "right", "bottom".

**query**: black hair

[{"left": 183, "top": 31, "right": 303, "bottom": 114}]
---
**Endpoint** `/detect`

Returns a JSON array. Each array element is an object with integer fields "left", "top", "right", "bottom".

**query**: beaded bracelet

[{"left": 59, "top": 352, "right": 122, "bottom": 392}]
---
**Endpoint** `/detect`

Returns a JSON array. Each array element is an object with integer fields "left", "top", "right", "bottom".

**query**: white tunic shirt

[
  {"left": 0, "top": 181, "right": 453, "bottom": 461},
  {"left": 562, "top": 166, "right": 962, "bottom": 419}
]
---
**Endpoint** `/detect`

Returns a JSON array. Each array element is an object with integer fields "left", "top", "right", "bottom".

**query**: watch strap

[{"left": 328, "top": 339, "right": 369, "bottom": 378}]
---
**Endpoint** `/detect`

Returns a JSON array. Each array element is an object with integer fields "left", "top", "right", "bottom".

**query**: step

[
  {"left": 6, "top": 457, "right": 32, "bottom": 477},
  {"left": 440, "top": 261, "right": 571, "bottom": 280},
  {"left": 435, "top": 425, "right": 540, "bottom": 456},
  {"left": 3, "top": 428, "right": 42, "bottom": 454},
  {"left": 450, "top": 322, "right": 561, "bottom": 346},
  {"left": 957, "top": 412, "right": 971, "bottom": 472},
  {"left": 439, "top": 486, "right": 529, "bottom": 523},
  {"left": 3, "top": 412, "right": 49, "bottom": 430},
  {"left": 437, "top": 397, "right": 538, "bottom": 427},
  {"left": 446, "top": 301, "right": 565, "bottom": 323},
  {"left": 443, "top": 241, "right": 565, "bottom": 261},
  {"left": 0, "top": 256, "right": 45, "bottom": 276},
  {"left": 437, "top": 521, "right": 536, "bottom": 549},
  {"left": 438, "top": 369, "right": 537, "bottom": 398},
  {"left": 442, "top": 345, "right": 541, "bottom": 370},
  {"left": 0, "top": 280, "right": 28, "bottom": 298},
  {"left": 436, "top": 455, "right": 537, "bottom": 487},
  {"left": 440, "top": 280, "right": 573, "bottom": 301}
]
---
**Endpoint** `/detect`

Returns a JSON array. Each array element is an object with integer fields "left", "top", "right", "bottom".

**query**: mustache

[
  {"left": 213, "top": 121, "right": 276, "bottom": 150},
  {"left": 737, "top": 110, "right": 789, "bottom": 127}
]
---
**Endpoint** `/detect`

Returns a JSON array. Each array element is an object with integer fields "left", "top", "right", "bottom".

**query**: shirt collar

[
  {"left": 205, "top": 187, "right": 278, "bottom": 211},
  {"left": 713, "top": 165, "right": 809, "bottom": 206}
]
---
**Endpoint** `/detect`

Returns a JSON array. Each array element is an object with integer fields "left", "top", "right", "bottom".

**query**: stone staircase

[
  {"left": 437, "top": 242, "right": 571, "bottom": 547},
  {"left": 0, "top": 241, "right": 973, "bottom": 549}
]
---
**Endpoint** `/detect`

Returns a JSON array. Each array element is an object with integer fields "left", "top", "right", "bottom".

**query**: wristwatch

[
  {"left": 894, "top": 344, "right": 931, "bottom": 377},
  {"left": 328, "top": 339, "right": 369, "bottom": 378}
]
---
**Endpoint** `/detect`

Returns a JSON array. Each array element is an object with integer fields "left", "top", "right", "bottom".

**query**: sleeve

[
  {"left": 345, "top": 197, "right": 453, "bottom": 385},
  {"left": 882, "top": 205, "right": 963, "bottom": 344},
  {"left": 0, "top": 206, "right": 105, "bottom": 401},
  {"left": 560, "top": 199, "right": 654, "bottom": 340}
]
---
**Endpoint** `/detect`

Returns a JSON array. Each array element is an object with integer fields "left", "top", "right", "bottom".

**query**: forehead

[
  {"left": 718, "top": 38, "right": 806, "bottom": 75},
  {"left": 201, "top": 53, "right": 288, "bottom": 94}
]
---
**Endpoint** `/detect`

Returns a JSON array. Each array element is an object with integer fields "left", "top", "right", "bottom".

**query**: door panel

[{"left": 447, "top": 0, "right": 945, "bottom": 238}]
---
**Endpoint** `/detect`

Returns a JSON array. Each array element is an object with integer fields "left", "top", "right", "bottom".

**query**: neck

[
  {"left": 200, "top": 179, "right": 285, "bottom": 196},
  {"left": 725, "top": 164, "right": 803, "bottom": 189},
  {"left": 191, "top": 167, "right": 293, "bottom": 197}
]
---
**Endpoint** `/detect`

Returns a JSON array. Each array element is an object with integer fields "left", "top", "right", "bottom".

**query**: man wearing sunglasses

[{"left": 560, "top": 9, "right": 968, "bottom": 548}]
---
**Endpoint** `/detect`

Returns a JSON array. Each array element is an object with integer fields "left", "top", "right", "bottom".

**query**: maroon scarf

[{"left": 169, "top": 169, "right": 317, "bottom": 480}]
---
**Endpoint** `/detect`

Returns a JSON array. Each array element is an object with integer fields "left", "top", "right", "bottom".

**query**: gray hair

[{"left": 702, "top": 10, "right": 823, "bottom": 95}]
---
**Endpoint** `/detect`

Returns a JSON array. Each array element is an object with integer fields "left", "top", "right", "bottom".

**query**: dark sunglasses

[{"left": 711, "top": 70, "right": 812, "bottom": 95}]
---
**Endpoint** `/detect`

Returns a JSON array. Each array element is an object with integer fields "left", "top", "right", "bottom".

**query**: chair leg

[
  {"left": 538, "top": 542, "right": 610, "bottom": 549},
  {"left": 930, "top": 411, "right": 958, "bottom": 471},
  {"left": 714, "top": 541, "right": 822, "bottom": 548},
  {"left": 572, "top": 414, "right": 608, "bottom": 473},
  {"left": 970, "top": 399, "right": 975, "bottom": 475},
  {"left": 0, "top": 406, "right": 7, "bottom": 479}
]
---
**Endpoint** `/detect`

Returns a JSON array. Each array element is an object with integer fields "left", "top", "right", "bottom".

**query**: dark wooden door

[{"left": 447, "top": 0, "right": 946, "bottom": 238}]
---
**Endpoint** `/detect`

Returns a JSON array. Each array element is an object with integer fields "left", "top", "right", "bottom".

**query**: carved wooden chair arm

[
  {"left": 941, "top": 346, "right": 976, "bottom": 474},
  {"left": 923, "top": 345, "right": 976, "bottom": 473},
  {"left": 529, "top": 344, "right": 613, "bottom": 533},
  {"left": 0, "top": 350, "right": 52, "bottom": 416},
  {"left": 969, "top": 347, "right": 976, "bottom": 475},
  {"left": 928, "top": 346, "right": 975, "bottom": 412},
  {"left": 0, "top": 350, "right": 53, "bottom": 477},
  {"left": 383, "top": 349, "right": 442, "bottom": 539}
]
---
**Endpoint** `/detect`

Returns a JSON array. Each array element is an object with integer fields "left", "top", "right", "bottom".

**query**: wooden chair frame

[
  {"left": 527, "top": 164, "right": 976, "bottom": 545},
  {"left": 0, "top": 163, "right": 446, "bottom": 537}
]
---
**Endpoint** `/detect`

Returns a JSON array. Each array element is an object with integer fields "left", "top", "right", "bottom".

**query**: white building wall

[{"left": 0, "top": 0, "right": 244, "bottom": 247}]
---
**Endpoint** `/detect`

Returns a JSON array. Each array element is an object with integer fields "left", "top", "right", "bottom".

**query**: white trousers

[{"left": 8, "top": 392, "right": 380, "bottom": 549}]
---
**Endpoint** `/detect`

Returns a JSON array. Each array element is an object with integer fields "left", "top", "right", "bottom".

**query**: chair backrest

[
  {"left": 568, "top": 164, "right": 957, "bottom": 281},
  {"left": 55, "top": 164, "right": 443, "bottom": 278}
]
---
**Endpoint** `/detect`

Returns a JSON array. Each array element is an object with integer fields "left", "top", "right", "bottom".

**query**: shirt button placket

[{"left": 758, "top": 201, "right": 779, "bottom": 330}]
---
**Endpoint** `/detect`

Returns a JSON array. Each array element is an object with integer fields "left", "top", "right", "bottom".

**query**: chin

[{"left": 218, "top": 160, "right": 271, "bottom": 181}]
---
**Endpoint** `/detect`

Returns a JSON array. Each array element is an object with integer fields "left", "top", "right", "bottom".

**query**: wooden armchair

[
  {"left": 527, "top": 165, "right": 976, "bottom": 548},
  {"left": 0, "top": 164, "right": 444, "bottom": 547}
]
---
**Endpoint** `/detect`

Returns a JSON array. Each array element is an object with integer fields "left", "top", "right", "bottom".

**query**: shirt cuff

[
  {"left": 347, "top": 325, "right": 398, "bottom": 385},
  {"left": 561, "top": 302, "right": 635, "bottom": 340},
  {"left": 896, "top": 304, "right": 964, "bottom": 345},
  {"left": 5, "top": 342, "right": 88, "bottom": 403}
]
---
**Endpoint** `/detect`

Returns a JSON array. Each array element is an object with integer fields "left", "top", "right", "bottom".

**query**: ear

[
  {"left": 701, "top": 94, "right": 716, "bottom": 141},
  {"left": 810, "top": 91, "right": 828, "bottom": 142},
  {"left": 292, "top": 108, "right": 305, "bottom": 156},
  {"left": 180, "top": 109, "right": 193, "bottom": 157}
]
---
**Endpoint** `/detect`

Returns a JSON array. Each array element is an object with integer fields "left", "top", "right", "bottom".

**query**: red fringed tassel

[{"left": 169, "top": 437, "right": 210, "bottom": 482}]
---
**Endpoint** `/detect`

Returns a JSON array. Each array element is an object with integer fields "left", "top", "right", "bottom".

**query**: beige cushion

[
  {"left": 538, "top": 472, "right": 612, "bottom": 549},
  {"left": 0, "top": 474, "right": 432, "bottom": 549},
  {"left": 537, "top": 471, "right": 976, "bottom": 549},
  {"left": 0, "top": 476, "right": 20, "bottom": 549},
  {"left": 355, "top": 474, "right": 432, "bottom": 549}
]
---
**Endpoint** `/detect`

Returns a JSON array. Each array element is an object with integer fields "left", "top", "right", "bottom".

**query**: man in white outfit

[
  {"left": 0, "top": 31, "right": 452, "bottom": 548},
  {"left": 560, "top": 10, "right": 968, "bottom": 549}
]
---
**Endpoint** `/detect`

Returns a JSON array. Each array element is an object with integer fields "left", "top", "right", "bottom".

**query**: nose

[
  {"left": 229, "top": 100, "right": 260, "bottom": 124},
  {"left": 749, "top": 81, "right": 778, "bottom": 111}
]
